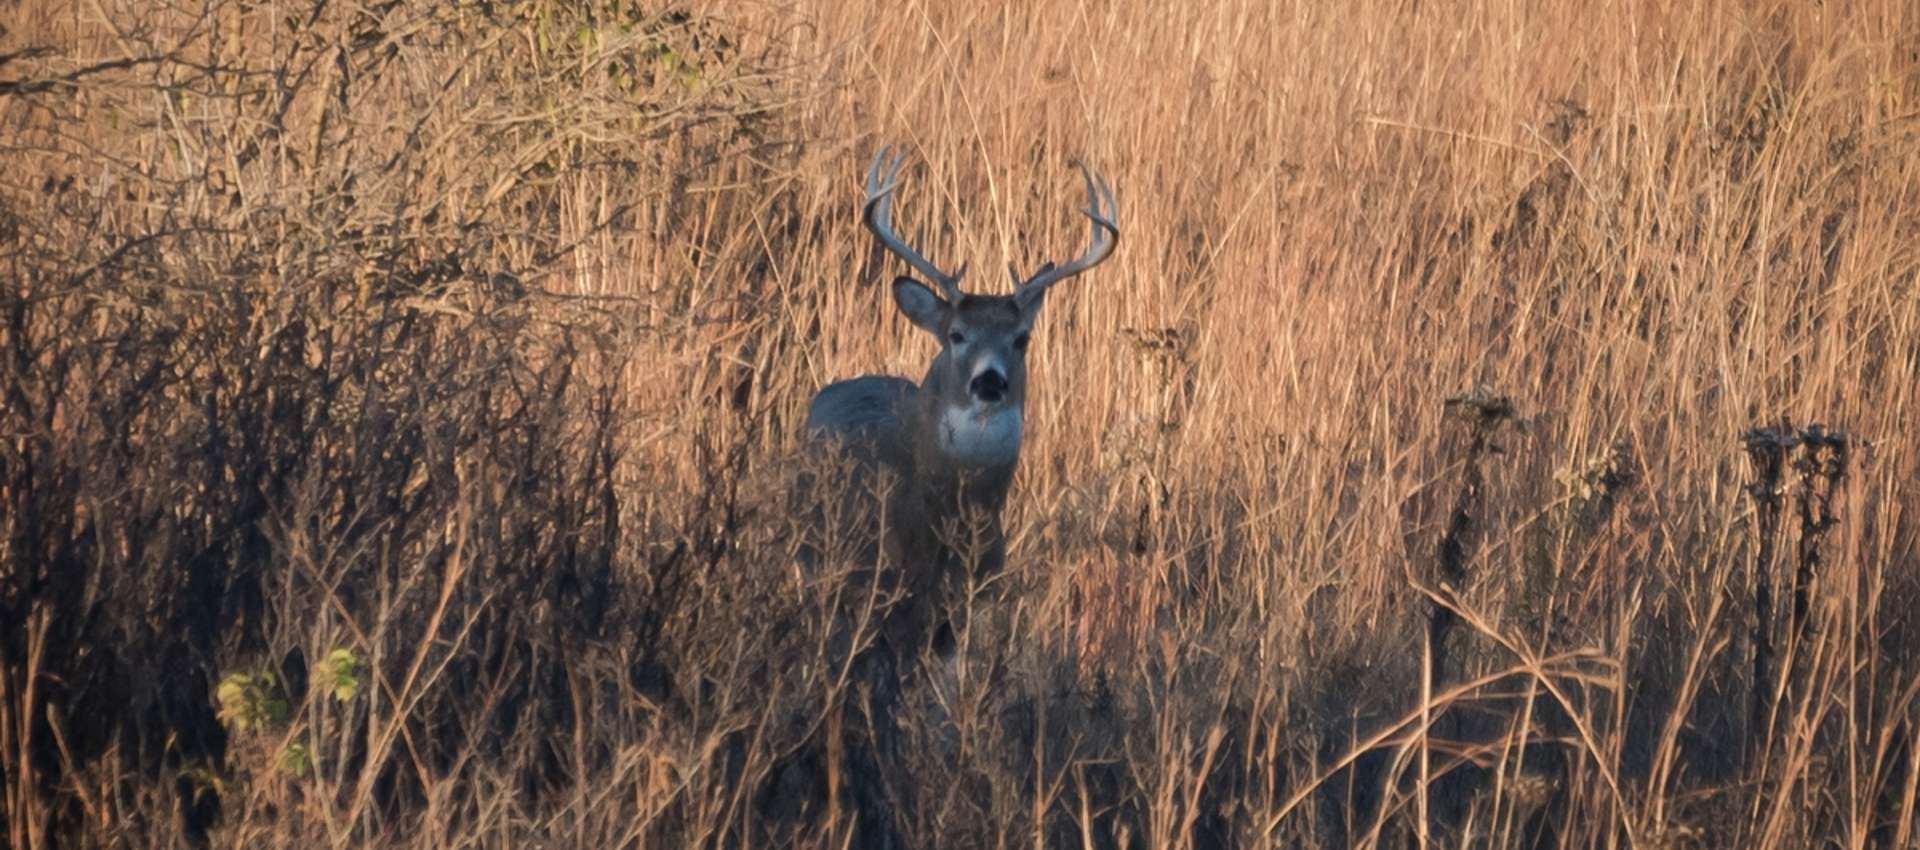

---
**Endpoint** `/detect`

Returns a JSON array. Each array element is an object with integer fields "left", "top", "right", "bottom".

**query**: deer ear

[
  {"left": 892, "top": 276, "right": 949, "bottom": 334},
  {"left": 1013, "top": 262, "right": 1055, "bottom": 313},
  {"left": 1014, "top": 285, "right": 1047, "bottom": 315}
]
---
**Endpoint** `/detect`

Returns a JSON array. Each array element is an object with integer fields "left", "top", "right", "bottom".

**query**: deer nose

[{"left": 969, "top": 369, "right": 1008, "bottom": 403}]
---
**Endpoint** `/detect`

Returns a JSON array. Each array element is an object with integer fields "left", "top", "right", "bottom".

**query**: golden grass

[{"left": 3, "top": 0, "right": 1919, "bottom": 846}]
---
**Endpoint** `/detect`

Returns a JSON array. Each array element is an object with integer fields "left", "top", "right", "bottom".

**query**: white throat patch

[{"left": 938, "top": 404, "right": 1023, "bottom": 467}]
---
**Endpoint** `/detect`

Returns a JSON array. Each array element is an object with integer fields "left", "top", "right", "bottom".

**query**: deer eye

[
  {"left": 948, "top": 331, "right": 966, "bottom": 345},
  {"left": 1013, "top": 333, "right": 1031, "bottom": 351}
]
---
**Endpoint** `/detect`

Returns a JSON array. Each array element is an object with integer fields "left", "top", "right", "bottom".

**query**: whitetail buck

[{"left": 805, "top": 145, "right": 1119, "bottom": 661}]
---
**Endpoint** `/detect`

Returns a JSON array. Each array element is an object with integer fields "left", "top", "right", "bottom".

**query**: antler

[
  {"left": 864, "top": 145, "right": 966, "bottom": 301},
  {"left": 1014, "top": 162, "right": 1120, "bottom": 300}
]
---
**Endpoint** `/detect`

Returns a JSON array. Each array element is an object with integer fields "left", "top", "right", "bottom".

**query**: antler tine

[
  {"left": 1016, "top": 161, "right": 1120, "bottom": 298},
  {"left": 863, "top": 145, "right": 965, "bottom": 301}
]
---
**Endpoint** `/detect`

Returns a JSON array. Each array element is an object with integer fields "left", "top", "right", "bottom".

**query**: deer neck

[{"left": 905, "top": 364, "right": 1022, "bottom": 510}]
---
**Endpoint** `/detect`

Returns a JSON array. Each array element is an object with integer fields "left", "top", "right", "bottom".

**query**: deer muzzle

[{"left": 969, "top": 367, "right": 1008, "bottom": 404}]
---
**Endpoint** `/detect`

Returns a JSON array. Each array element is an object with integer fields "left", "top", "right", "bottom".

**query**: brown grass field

[{"left": 3, "top": 0, "right": 1919, "bottom": 847}]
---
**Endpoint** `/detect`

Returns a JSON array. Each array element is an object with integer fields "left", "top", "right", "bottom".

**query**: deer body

[
  {"left": 807, "top": 313, "right": 1025, "bottom": 653},
  {"left": 805, "top": 147, "right": 1118, "bottom": 660}
]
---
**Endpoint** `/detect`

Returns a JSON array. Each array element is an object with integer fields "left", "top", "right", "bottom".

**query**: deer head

[{"left": 861, "top": 145, "right": 1119, "bottom": 468}]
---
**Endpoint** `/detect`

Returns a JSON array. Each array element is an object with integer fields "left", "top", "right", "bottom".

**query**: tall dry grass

[{"left": 3, "top": 0, "right": 1918, "bottom": 847}]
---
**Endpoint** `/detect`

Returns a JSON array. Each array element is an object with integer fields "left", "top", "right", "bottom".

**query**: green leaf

[
  {"left": 325, "top": 648, "right": 363, "bottom": 702},
  {"left": 215, "top": 672, "right": 257, "bottom": 731},
  {"left": 279, "top": 743, "right": 312, "bottom": 777},
  {"left": 215, "top": 669, "right": 291, "bottom": 732}
]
